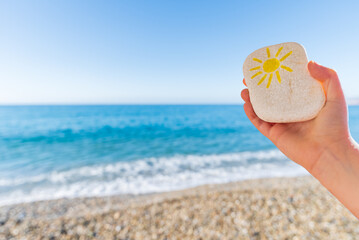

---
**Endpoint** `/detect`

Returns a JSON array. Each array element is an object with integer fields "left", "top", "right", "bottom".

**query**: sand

[{"left": 0, "top": 176, "right": 358, "bottom": 239}]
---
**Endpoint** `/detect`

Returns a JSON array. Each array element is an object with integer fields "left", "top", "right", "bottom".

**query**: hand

[
  {"left": 241, "top": 61, "right": 348, "bottom": 173},
  {"left": 241, "top": 61, "right": 359, "bottom": 218}
]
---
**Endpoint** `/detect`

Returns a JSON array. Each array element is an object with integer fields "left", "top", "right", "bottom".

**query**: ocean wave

[{"left": 0, "top": 150, "right": 308, "bottom": 206}]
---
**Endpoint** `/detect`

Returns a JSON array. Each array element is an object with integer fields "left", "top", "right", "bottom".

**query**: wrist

[
  {"left": 311, "top": 135, "right": 359, "bottom": 218},
  {"left": 311, "top": 136, "right": 356, "bottom": 179}
]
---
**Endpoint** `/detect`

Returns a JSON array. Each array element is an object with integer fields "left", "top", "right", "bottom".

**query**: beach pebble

[{"left": 0, "top": 176, "right": 358, "bottom": 239}]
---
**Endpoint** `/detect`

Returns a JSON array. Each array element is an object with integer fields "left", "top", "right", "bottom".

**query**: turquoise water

[{"left": 1, "top": 105, "right": 358, "bottom": 205}]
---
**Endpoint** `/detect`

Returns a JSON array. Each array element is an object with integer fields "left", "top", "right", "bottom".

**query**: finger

[
  {"left": 307, "top": 61, "right": 345, "bottom": 102},
  {"left": 243, "top": 101, "right": 273, "bottom": 137},
  {"left": 241, "top": 89, "right": 250, "bottom": 102},
  {"left": 243, "top": 78, "right": 247, "bottom": 87}
]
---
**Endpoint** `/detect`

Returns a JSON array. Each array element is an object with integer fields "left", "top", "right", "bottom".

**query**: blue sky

[{"left": 1, "top": 0, "right": 359, "bottom": 104}]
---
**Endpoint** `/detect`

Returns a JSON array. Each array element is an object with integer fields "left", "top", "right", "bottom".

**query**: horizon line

[
  {"left": 1, "top": 103, "right": 359, "bottom": 106},
  {"left": 0, "top": 103, "right": 245, "bottom": 106}
]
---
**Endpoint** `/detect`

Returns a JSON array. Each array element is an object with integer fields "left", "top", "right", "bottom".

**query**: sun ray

[
  {"left": 275, "top": 70, "right": 281, "bottom": 83},
  {"left": 281, "top": 65, "right": 293, "bottom": 72},
  {"left": 253, "top": 58, "right": 262, "bottom": 63},
  {"left": 251, "top": 71, "right": 263, "bottom": 79},
  {"left": 280, "top": 51, "right": 292, "bottom": 62},
  {"left": 266, "top": 73, "right": 273, "bottom": 88},
  {"left": 257, "top": 74, "right": 267, "bottom": 86},
  {"left": 275, "top": 47, "right": 283, "bottom": 57},
  {"left": 250, "top": 66, "right": 261, "bottom": 71},
  {"left": 266, "top": 48, "right": 271, "bottom": 58}
]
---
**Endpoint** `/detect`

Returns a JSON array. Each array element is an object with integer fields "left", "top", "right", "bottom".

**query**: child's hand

[
  {"left": 241, "top": 61, "right": 348, "bottom": 174},
  {"left": 241, "top": 61, "right": 359, "bottom": 218}
]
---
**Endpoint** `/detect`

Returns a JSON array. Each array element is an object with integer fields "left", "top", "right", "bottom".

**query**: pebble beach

[{"left": 0, "top": 176, "right": 358, "bottom": 240}]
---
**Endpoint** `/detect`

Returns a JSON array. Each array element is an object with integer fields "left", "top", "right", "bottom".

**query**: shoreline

[
  {"left": 1, "top": 176, "right": 358, "bottom": 239},
  {"left": 0, "top": 175, "right": 311, "bottom": 217}
]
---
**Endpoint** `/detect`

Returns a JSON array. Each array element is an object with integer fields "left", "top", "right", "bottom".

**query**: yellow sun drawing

[{"left": 250, "top": 47, "right": 293, "bottom": 88}]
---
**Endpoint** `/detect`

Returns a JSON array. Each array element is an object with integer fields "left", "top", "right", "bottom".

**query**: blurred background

[
  {"left": 1, "top": 1, "right": 359, "bottom": 238},
  {"left": 1, "top": 0, "right": 359, "bottom": 205}
]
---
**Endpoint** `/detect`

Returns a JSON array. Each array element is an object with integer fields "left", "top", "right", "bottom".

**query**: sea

[{"left": 1, "top": 105, "right": 359, "bottom": 206}]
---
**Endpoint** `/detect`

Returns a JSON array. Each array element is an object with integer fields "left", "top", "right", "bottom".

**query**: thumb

[{"left": 307, "top": 61, "right": 345, "bottom": 103}]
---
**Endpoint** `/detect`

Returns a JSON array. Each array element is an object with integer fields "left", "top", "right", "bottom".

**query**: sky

[{"left": 1, "top": 0, "right": 359, "bottom": 104}]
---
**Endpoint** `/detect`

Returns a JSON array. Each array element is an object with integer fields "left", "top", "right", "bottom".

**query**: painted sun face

[{"left": 250, "top": 47, "right": 293, "bottom": 88}]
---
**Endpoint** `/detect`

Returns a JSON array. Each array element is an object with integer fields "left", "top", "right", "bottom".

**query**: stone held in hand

[{"left": 243, "top": 42, "right": 325, "bottom": 123}]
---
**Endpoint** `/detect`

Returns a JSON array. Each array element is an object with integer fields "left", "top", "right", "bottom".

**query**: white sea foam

[{"left": 0, "top": 150, "right": 308, "bottom": 206}]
